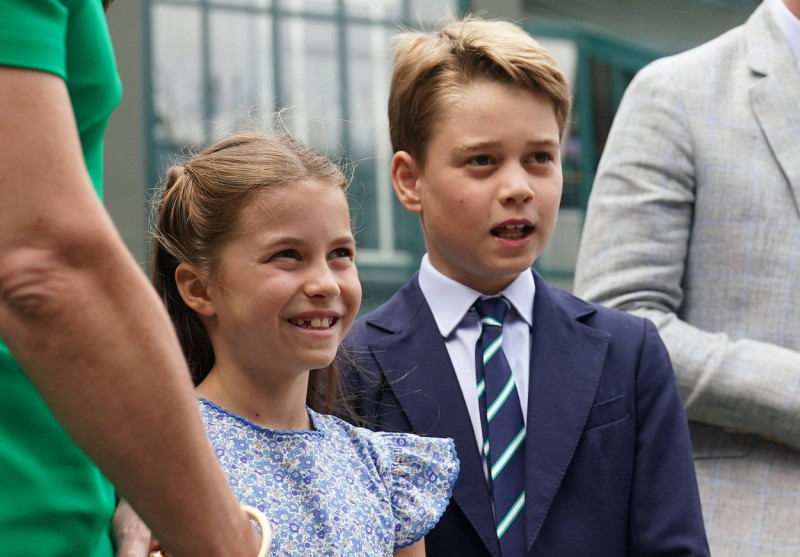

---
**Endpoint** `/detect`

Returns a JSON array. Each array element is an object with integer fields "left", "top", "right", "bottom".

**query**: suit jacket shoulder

[{"left": 341, "top": 271, "right": 708, "bottom": 555}]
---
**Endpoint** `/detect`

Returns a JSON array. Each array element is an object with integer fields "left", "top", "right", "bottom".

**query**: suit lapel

[
  {"left": 366, "top": 278, "right": 501, "bottom": 556},
  {"left": 747, "top": 5, "right": 800, "bottom": 217},
  {"left": 524, "top": 273, "right": 609, "bottom": 553},
  {"left": 365, "top": 273, "right": 611, "bottom": 555}
]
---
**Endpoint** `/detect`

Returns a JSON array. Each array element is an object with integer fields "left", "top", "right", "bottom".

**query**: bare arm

[
  {"left": 0, "top": 67, "right": 259, "bottom": 556},
  {"left": 395, "top": 539, "right": 426, "bottom": 557}
]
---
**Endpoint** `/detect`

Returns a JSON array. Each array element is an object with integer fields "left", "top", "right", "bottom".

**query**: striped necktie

[{"left": 474, "top": 296, "right": 526, "bottom": 556}]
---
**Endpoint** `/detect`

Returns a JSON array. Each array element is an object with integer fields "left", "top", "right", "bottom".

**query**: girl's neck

[{"left": 196, "top": 364, "right": 312, "bottom": 431}]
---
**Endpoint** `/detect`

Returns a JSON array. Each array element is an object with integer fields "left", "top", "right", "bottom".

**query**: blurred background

[{"left": 104, "top": 0, "right": 759, "bottom": 313}]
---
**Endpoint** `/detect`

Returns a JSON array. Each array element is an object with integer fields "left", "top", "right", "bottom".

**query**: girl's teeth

[{"left": 291, "top": 317, "right": 333, "bottom": 328}]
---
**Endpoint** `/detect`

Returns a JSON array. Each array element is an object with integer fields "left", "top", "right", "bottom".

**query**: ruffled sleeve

[{"left": 372, "top": 432, "right": 460, "bottom": 548}]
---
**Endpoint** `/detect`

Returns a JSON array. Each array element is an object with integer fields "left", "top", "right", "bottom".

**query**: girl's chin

[{"left": 299, "top": 353, "right": 339, "bottom": 372}]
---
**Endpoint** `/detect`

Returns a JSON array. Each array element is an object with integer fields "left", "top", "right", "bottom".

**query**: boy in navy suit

[{"left": 340, "top": 16, "right": 709, "bottom": 556}]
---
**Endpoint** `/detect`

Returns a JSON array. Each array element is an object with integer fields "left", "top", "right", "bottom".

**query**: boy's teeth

[{"left": 494, "top": 223, "right": 528, "bottom": 238}]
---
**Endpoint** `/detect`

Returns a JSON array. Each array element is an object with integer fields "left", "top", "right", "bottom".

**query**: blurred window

[{"left": 147, "top": 0, "right": 463, "bottom": 310}]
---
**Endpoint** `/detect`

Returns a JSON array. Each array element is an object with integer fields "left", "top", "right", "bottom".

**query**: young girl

[{"left": 149, "top": 131, "right": 458, "bottom": 556}]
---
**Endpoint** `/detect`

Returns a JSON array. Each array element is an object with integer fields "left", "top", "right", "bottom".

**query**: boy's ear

[
  {"left": 391, "top": 151, "right": 422, "bottom": 215},
  {"left": 174, "top": 263, "right": 216, "bottom": 317}
]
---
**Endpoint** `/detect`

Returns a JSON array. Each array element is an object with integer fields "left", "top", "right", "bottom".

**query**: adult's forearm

[
  {"left": 0, "top": 222, "right": 260, "bottom": 556},
  {"left": 629, "top": 307, "right": 800, "bottom": 450},
  {"left": 0, "top": 67, "right": 259, "bottom": 556}
]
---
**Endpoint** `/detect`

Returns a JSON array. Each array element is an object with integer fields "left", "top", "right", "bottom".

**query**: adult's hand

[{"left": 112, "top": 500, "right": 160, "bottom": 557}]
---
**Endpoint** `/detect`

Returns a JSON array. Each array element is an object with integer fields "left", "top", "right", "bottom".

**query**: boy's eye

[
  {"left": 531, "top": 152, "right": 553, "bottom": 164},
  {"left": 467, "top": 155, "right": 494, "bottom": 166},
  {"left": 270, "top": 249, "right": 301, "bottom": 261}
]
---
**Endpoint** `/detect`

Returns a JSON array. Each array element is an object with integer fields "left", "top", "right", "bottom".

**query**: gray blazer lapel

[
  {"left": 524, "top": 275, "right": 609, "bottom": 552},
  {"left": 747, "top": 5, "right": 800, "bottom": 216}
]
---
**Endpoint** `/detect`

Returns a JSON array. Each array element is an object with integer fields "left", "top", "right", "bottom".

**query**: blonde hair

[
  {"left": 388, "top": 16, "right": 572, "bottom": 167},
  {"left": 150, "top": 131, "right": 349, "bottom": 414}
]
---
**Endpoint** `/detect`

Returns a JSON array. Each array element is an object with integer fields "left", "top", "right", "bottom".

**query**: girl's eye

[
  {"left": 531, "top": 152, "right": 553, "bottom": 164},
  {"left": 329, "top": 247, "right": 354, "bottom": 260}
]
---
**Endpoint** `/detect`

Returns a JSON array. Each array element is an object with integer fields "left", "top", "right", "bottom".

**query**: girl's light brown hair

[
  {"left": 150, "top": 131, "right": 349, "bottom": 414},
  {"left": 388, "top": 16, "right": 572, "bottom": 168}
]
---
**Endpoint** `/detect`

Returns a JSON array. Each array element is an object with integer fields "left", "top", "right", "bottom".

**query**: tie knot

[{"left": 474, "top": 296, "right": 510, "bottom": 327}]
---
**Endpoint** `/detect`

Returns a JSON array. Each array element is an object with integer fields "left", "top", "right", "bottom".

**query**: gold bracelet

[
  {"left": 241, "top": 504, "right": 273, "bottom": 557},
  {"left": 148, "top": 504, "right": 272, "bottom": 557}
]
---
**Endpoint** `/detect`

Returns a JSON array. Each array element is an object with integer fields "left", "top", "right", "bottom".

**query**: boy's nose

[{"left": 498, "top": 167, "right": 534, "bottom": 205}]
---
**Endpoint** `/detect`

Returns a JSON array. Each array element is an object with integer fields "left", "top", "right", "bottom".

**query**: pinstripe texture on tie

[{"left": 474, "top": 297, "right": 526, "bottom": 555}]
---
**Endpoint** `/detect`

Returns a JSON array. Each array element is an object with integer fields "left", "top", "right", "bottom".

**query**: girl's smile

[
  {"left": 287, "top": 314, "right": 340, "bottom": 330},
  {"left": 201, "top": 181, "right": 361, "bottom": 382},
  {"left": 157, "top": 131, "right": 361, "bottom": 430}
]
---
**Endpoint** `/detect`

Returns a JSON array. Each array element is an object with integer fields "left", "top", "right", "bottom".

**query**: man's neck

[{"left": 783, "top": 0, "right": 800, "bottom": 20}]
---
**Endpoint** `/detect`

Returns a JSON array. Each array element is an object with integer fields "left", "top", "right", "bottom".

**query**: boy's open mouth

[{"left": 491, "top": 223, "right": 532, "bottom": 239}]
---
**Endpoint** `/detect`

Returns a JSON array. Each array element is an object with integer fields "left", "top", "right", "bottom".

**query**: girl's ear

[
  {"left": 391, "top": 151, "right": 422, "bottom": 215},
  {"left": 175, "top": 263, "right": 216, "bottom": 317}
]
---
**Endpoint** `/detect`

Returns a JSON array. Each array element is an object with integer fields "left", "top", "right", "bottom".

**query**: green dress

[{"left": 0, "top": 0, "right": 122, "bottom": 554}]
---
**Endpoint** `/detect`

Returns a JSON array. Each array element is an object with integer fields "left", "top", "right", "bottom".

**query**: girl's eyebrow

[
  {"left": 333, "top": 235, "right": 357, "bottom": 245},
  {"left": 260, "top": 235, "right": 356, "bottom": 248},
  {"left": 260, "top": 236, "right": 303, "bottom": 247}
]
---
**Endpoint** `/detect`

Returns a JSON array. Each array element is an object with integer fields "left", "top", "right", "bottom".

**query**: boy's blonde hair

[{"left": 388, "top": 16, "right": 571, "bottom": 167}]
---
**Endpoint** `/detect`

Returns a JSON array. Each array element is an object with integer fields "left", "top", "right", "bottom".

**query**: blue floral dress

[{"left": 198, "top": 398, "right": 459, "bottom": 556}]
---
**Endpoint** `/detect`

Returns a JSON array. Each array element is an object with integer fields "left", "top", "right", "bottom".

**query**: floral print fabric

[{"left": 198, "top": 398, "right": 459, "bottom": 556}]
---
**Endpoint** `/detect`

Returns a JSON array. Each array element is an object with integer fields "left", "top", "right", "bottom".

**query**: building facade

[{"left": 104, "top": 0, "right": 756, "bottom": 306}]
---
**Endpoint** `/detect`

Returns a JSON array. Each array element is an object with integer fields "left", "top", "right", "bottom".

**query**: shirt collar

[
  {"left": 769, "top": 0, "right": 800, "bottom": 68},
  {"left": 418, "top": 254, "right": 535, "bottom": 337}
]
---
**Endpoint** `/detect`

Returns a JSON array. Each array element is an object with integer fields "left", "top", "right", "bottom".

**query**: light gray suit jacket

[{"left": 574, "top": 3, "right": 800, "bottom": 555}]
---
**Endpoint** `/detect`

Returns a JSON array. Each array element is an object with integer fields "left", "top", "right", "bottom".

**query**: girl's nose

[{"left": 304, "top": 263, "right": 341, "bottom": 298}]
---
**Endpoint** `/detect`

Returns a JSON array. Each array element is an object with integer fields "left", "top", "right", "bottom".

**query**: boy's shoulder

[
  {"left": 537, "top": 277, "right": 655, "bottom": 341},
  {"left": 350, "top": 272, "right": 426, "bottom": 336},
  {"left": 349, "top": 270, "right": 651, "bottom": 342}
]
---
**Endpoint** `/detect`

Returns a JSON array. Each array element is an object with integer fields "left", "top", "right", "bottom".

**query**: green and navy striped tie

[{"left": 475, "top": 296, "right": 526, "bottom": 555}]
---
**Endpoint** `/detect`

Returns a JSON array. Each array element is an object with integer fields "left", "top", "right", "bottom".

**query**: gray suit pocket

[
  {"left": 689, "top": 421, "right": 755, "bottom": 459},
  {"left": 585, "top": 395, "right": 628, "bottom": 430}
]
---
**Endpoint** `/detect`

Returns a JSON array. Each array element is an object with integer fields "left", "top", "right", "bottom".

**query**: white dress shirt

[
  {"left": 418, "top": 254, "right": 534, "bottom": 459},
  {"left": 770, "top": 0, "right": 800, "bottom": 67}
]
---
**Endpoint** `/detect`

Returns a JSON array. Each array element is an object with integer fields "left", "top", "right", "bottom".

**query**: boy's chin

[
  {"left": 465, "top": 266, "right": 536, "bottom": 295},
  {"left": 492, "top": 253, "right": 540, "bottom": 275}
]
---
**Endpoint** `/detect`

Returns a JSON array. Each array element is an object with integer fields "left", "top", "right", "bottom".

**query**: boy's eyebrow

[
  {"left": 450, "top": 141, "right": 500, "bottom": 157},
  {"left": 451, "top": 138, "right": 560, "bottom": 157}
]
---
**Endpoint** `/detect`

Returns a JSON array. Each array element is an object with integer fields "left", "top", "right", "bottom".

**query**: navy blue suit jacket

[{"left": 340, "top": 270, "right": 708, "bottom": 556}]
